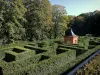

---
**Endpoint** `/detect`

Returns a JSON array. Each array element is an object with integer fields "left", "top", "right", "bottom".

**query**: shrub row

[
  {"left": 0, "top": 41, "right": 35, "bottom": 51},
  {"left": 75, "top": 45, "right": 100, "bottom": 64},
  {"left": 0, "top": 48, "right": 13, "bottom": 60},
  {"left": 24, "top": 45, "right": 48, "bottom": 54},
  {"left": 24, "top": 49, "right": 76, "bottom": 75},
  {"left": 0, "top": 51, "right": 5, "bottom": 60},
  {"left": 60, "top": 45, "right": 100, "bottom": 75},
  {"left": 0, "top": 60, "right": 36, "bottom": 75},
  {"left": 0, "top": 54, "right": 41, "bottom": 74},
  {"left": 59, "top": 45, "right": 88, "bottom": 56},
  {"left": 0, "top": 47, "right": 76, "bottom": 75},
  {"left": 0, "top": 37, "right": 100, "bottom": 75},
  {"left": 4, "top": 47, "right": 35, "bottom": 61},
  {"left": 6, "top": 49, "right": 74, "bottom": 75}
]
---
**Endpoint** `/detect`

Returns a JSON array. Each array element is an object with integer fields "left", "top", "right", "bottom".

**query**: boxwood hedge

[
  {"left": 0, "top": 46, "right": 76, "bottom": 75},
  {"left": 0, "top": 38, "right": 100, "bottom": 75},
  {"left": 4, "top": 47, "right": 35, "bottom": 61}
]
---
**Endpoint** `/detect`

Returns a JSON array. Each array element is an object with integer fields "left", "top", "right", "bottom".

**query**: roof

[{"left": 65, "top": 29, "right": 77, "bottom": 36}]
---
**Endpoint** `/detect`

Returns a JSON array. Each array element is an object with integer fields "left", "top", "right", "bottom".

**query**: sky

[{"left": 49, "top": 0, "right": 100, "bottom": 16}]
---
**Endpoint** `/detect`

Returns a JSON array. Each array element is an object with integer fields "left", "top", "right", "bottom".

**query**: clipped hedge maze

[
  {"left": 56, "top": 48, "right": 68, "bottom": 55},
  {"left": 59, "top": 45, "right": 87, "bottom": 56},
  {"left": 0, "top": 40, "right": 100, "bottom": 75},
  {"left": 12, "top": 48, "right": 25, "bottom": 53},
  {"left": 24, "top": 45, "right": 47, "bottom": 54}
]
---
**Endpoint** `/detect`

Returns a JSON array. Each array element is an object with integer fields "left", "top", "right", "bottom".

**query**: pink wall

[{"left": 64, "top": 36, "right": 78, "bottom": 44}]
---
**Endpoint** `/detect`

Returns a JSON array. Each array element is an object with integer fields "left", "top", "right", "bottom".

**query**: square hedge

[
  {"left": 4, "top": 47, "right": 35, "bottom": 61},
  {"left": 25, "top": 50, "right": 76, "bottom": 75},
  {"left": 24, "top": 45, "right": 47, "bottom": 54}
]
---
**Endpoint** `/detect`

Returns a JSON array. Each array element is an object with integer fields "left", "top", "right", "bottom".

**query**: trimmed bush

[
  {"left": 89, "top": 41, "right": 100, "bottom": 45},
  {"left": 59, "top": 45, "right": 87, "bottom": 56},
  {"left": 0, "top": 51, "right": 5, "bottom": 60},
  {"left": 0, "top": 41, "right": 35, "bottom": 51},
  {"left": 0, "top": 47, "right": 76, "bottom": 75},
  {"left": 0, "top": 48, "right": 13, "bottom": 60},
  {"left": 56, "top": 48, "right": 68, "bottom": 55},
  {"left": 24, "top": 50, "right": 76, "bottom": 75},
  {"left": 2, "top": 62, "right": 36, "bottom": 75},
  {"left": 4, "top": 47, "right": 35, "bottom": 61},
  {"left": 61, "top": 45, "right": 100, "bottom": 75},
  {"left": 88, "top": 45, "right": 96, "bottom": 49},
  {"left": 24, "top": 45, "right": 47, "bottom": 54},
  {"left": 0, "top": 37, "right": 100, "bottom": 75},
  {"left": 28, "top": 43, "right": 36, "bottom": 46}
]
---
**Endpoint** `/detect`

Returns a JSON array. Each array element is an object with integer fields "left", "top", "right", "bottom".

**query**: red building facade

[{"left": 64, "top": 29, "right": 78, "bottom": 44}]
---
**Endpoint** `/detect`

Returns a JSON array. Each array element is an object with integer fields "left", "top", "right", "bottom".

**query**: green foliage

[
  {"left": 4, "top": 47, "right": 35, "bottom": 60},
  {"left": 0, "top": 0, "right": 27, "bottom": 44},
  {"left": 79, "top": 36, "right": 90, "bottom": 49},
  {"left": 0, "top": 42, "right": 76, "bottom": 75},
  {"left": 52, "top": 4, "right": 68, "bottom": 38},
  {"left": 71, "top": 10, "right": 100, "bottom": 36},
  {"left": 0, "top": 0, "right": 74, "bottom": 44},
  {"left": 0, "top": 37, "right": 100, "bottom": 75},
  {"left": 25, "top": 0, "right": 52, "bottom": 41}
]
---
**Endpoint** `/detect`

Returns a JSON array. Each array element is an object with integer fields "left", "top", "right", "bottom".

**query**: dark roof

[{"left": 65, "top": 29, "right": 77, "bottom": 36}]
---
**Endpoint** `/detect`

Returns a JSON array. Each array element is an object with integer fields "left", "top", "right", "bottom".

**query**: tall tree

[
  {"left": 0, "top": 0, "right": 27, "bottom": 43},
  {"left": 52, "top": 4, "right": 67, "bottom": 38},
  {"left": 25, "top": 0, "right": 52, "bottom": 41},
  {"left": 0, "top": 0, "right": 5, "bottom": 44},
  {"left": 0, "top": 0, "right": 4, "bottom": 38},
  {"left": 71, "top": 10, "right": 100, "bottom": 36},
  {"left": 67, "top": 15, "right": 75, "bottom": 28}
]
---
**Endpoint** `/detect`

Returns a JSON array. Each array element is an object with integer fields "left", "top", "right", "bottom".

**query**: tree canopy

[
  {"left": 25, "top": 0, "right": 52, "bottom": 41},
  {"left": 0, "top": 0, "right": 27, "bottom": 44},
  {"left": 71, "top": 10, "right": 100, "bottom": 36},
  {"left": 1, "top": 0, "right": 99, "bottom": 44}
]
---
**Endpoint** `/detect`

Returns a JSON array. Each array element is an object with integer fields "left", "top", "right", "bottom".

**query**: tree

[
  {"left": 25, "top": 0, "right": 52, "bottom": 41},
  {"left": 0, "top": 0, "right": 27, "bottom": 44},
  {"left": 0, "top": 0, "right": 4, "bottom": 38},
  {"left": 67, "top": 15, "right": 75, "bottom": 28},
  {"left": 71, "top": 10, "right": 100, "bottom": 36},
  {"left": 52, "top": 4, "right": 67, "bottom": 38}
]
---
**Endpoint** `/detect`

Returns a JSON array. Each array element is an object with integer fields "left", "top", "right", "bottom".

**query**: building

[{"left": 64, "top": 29, "right": 78, "bottom": 44}]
